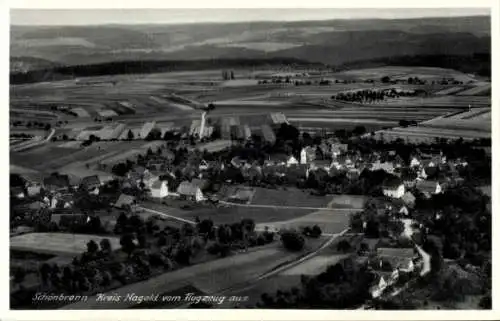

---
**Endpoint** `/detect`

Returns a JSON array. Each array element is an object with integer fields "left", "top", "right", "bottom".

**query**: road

[
  {"left": 219, "top": 200, "right": 361, "bottom": 212},
  {"left": 416, "top": 244, "right": 431, "bottom": 276},
  {"left": 138, "top": 206, "right": 196, "bottom": 225}
]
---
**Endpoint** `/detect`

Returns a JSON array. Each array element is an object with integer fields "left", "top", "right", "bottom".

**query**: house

[
  {"left": 231, "top": 156, "right": 245, "bottom": 168},
  {"left": 27, "top": 200, "right": 46, "bottom": 211},
  {"left": 114, "top": 194, "right": 136, "bottom": 209},
  {"left": 150, "top": 180, "right": 169, "bottom": 198},
  {"left": 141, "top": 171, "right": 160, "bottom": 189},
  {"left": 10, "top": 186, "right": 25, "bottom": 199},
  {"left": 331, "top": 143, "right": 348, "bottom": 158},
  {"left": 177, "top": 181, "right": 204, "bottom": 202},
  {"left": 409, "top": 156, "right": 421, "bottom": 168},
  {"left": 309, "top": 159, "right": 331, "bottom": 172},
  {"left": 382, "top": 180, "right": 405, "bottom": 199},
  {"left": 191, "top": 178, "right": 209, "bottom": 191},
  {"left": 401, "top": 192, "right": 416, "bottom": 208},
  {"left": 26, "top": 184, "right": 41, "bottom": 197},
  {"left": 286, "top": 155, "right": 299, "bottom": 167},
  {"left": 267, "top": 154, "right": 289, "bottom": 166},
  {"left": 300, "top": 146, "right": 316, "bottom": 164},
  {"left": 418, "top": 167, "right": 428, "bottom": 180},
  {"left": 43, "top": 174, "right": 70, "bottom": 192},
  {"left": 416, "top": 180, "right": 442, "bottom": 198},
  {"left": 399, "top": 205, "right": 410, "bottom": 217},
  {"left": 370, "top": 273, "right": 388, "bottom": 298},
  {"left": 371, "top": 161, "right": 395, "bottom": 174},
  {"left": 376, "top": 247, "right": 416, "bottom": 273},
  {"left": 421, "top": 156, "right": 442, "bottom": 168},
  {"left": 199, "top": 159, "right": 209, "bottom": 171},
  {"left": 80, "top": 175, "right": 101, "bottom": 190},
  {"left": 369, "top": 270, "right": 399, "bottom": 298}
]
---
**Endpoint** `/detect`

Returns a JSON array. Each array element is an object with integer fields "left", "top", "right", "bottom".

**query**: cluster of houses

[{"left": 367, "top": 247, "right": 421, "bottom": 298}]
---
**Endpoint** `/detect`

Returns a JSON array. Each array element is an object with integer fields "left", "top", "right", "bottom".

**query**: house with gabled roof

[
  {"left": 150, "top": 180, "right": 168, "bottom": 198},
  {"left": 416, "top": 180, "right": 442, "bottom": 198},
  {"left": 286, "top": 155, "right": 299, "bottom": 167},
  {"left": 43, "top": 174, "right": 70, "bottom": 192},
  {"left": 114, "top": 193, "right": 136, "bottom": 209},
  {"left": 371, "top": 161, "right": 395, "bottom": 174},
  {"left": 80, "top": 175, "right": 101, "bottom": 191},
  {"left": 10, "top": 186, "right": 25, "bottom": 199},
  {"left": 401, "top": 192, "right": 416, "bottom": 208},
  {"left": 382, "top": 178, "right": 405, "bottom": 199},
  {"left": 177, "top": 181, "right": 204, "bottom": 202}
]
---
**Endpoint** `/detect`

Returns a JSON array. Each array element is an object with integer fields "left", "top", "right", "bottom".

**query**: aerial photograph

[{"left": 9, "top": 8, "right": 491, "bottom": 310}]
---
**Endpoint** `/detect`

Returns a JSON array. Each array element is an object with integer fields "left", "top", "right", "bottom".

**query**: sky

[{"left": 10, "top": 8, "right": 491, "bottom": 26}]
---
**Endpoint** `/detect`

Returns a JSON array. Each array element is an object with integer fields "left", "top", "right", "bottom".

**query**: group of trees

[
  {"left": 350, "top": 198, "right": 405, "bottom": 239},
  {"left": 12, "top": 120, "right": 52, "bottom": 130},
  {"left": 414, "top": 184, "right": 491, "bottom": 268},
  {"left": 256, "top": 258, "right": 375, "bottom": 308},
  {"left": 331, "top": 88, "right": 428, "bottom": 104}
]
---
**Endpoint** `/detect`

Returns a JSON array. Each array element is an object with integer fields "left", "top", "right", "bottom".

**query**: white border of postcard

[{"left": 1, "top": 0, "right": 498, "bottom": 320}]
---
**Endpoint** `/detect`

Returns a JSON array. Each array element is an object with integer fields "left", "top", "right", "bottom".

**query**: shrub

[{"left": 281, "top": 230, "right": 305, "bottom": 251}]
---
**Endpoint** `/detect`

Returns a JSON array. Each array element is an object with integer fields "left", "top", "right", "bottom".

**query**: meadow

[{"left": 10, "top": 233, "right": 121, "bottom": 256}]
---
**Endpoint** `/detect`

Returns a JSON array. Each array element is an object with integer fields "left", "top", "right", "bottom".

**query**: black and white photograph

[{"left": 6, "top": 3, "right": 495, "bottom": 315}]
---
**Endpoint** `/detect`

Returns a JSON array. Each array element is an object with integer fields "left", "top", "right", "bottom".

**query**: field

[
  {"left": 142, "top": 202, "right": 314, "bottom": 225},
  {"left": 248, "top": 188, "right": 332, "bottom": 208},
  {"left": 256, "top": 208, "right": 355, "bottom": 235},
  {"left": 10, "top": 233, "right": 121, "bottom": 256},
  {"left": 63, "top": 238, "right": 326, "bottom": 309},
  {"left": 332, "top": 66, "right": 477, "bottom": 83},
  {"left": 10, "top": 140, "right": 163, "bottom": 174}
]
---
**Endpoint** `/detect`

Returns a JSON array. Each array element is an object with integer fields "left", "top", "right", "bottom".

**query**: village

[{"left": 9, "top": 111, "right": 491, "bottom": 308}]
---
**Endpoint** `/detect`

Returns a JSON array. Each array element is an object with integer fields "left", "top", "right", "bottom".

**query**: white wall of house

[
  {"left": 300, "top": 149, "right": 307, "bottom": 164},
  {"left": 287, "top": 156, "right": 299, "bottom": 167},
  {"left": 383, "top": 184, "right": 405, "bottom": 199},
  {"left": 435, "top": 183, "right": 442, "bottom": 194},
  {"left": 410, "top": 158, "right": 420, "bottom": 168},
  {"left": 195, "top": 188, "right": 204, "bottom": 202},
  {"left": 151, "top": 181, "right": 169, "bottom": 198}
]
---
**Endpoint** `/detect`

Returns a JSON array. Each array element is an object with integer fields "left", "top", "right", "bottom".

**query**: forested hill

[
  {"left": 10, "top": 58, "right": 324, "bottom": 84},
  {"left": 337, "top": 54, "right": 491, "bottom": 77}
]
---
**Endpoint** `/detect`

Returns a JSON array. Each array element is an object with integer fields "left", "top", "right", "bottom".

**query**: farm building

[
  {"left": 97, "top": 123, "right": 126, "bottom": 140},
  {"left": 158, "top": 122, "right": 175, "bottom": 136},
  {"left": 376, "top": 248, "right": 416, "bottom": 272},
  {"left": 416, "top": 180, "right": 443, "bottom": 198},
  {"left": 190, "top": 120, "right": 201, "bottom": 136},
  {"left": 382, "top": 179, "right": 405, "bottom": 199},
  {"left": 330, "top": 143, "right": 348, "bottom": 158},
  {"left": 71, "top": 107, "right": 90, "bottom": 118},
  {"left": 26, "top": 184, "right": 41, "bottom": 197},
  {"left": 97, "top": 109, "right": 118, "bottom": 118},
  {"left": 10, "top": 187, "right": 25, "bottom": 199},
  {"left": 268, "top": 112, "right": 288, "bottom": 125},
  {"left": 260, "top": 125, "right": 276, "bottom": 144},
  {"left": 80, "top": 175, "right": 101, "bottom": 190},
  {"left": 150, "top": 180, "right": 169, "bottom": 198},
  {"left": 43, "top": 174, "right": 70, "bottom": 192},
  {"left": 370, "top": 161, "right": 395, "bottom": 174},
  {"left": 177, "top": 181, "right": 204, "bottom": 202},
  {"left": 114, "top": 194, "right": 136, "bottom": 209},
  {"left": 140, "top": 121, "right": 156, "bottom": 139},
  {"left": 401, "top": 192, "right": 416, "bottom": 208}
]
